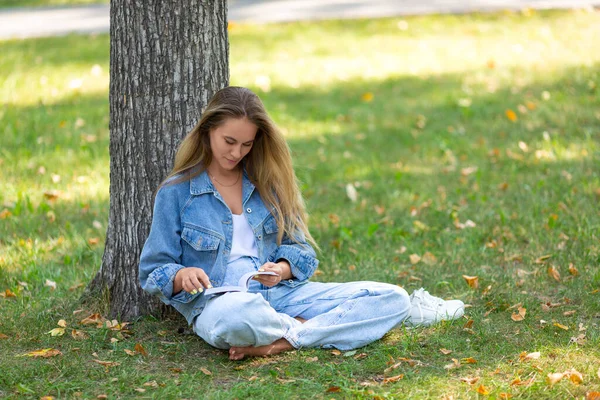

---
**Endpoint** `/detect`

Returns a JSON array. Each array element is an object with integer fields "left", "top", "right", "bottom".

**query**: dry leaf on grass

[
  {"left": 565, "top": 368, "right": 583, "bottom": 384},
  {"left": 47, "top": 328, "right": 65, "bottom": 337},
  {"left": 93, "top": 359, "right": 120, "bottom": 367},
  {"left": 19, "top": 348, "right": 62, "bottom": 358},
  {"left": 80, "top": 313, "right": 105, "bottom": 326},
  {"left": 409, "top": 254, "right": 421, "bottom": 264},
  {"left": 134, "top": 343, "right": 148, "bottom": 356},
  {"left": 1, "top": 289, "right": 17, "bottom": 298},
  {"left": 520, "top": 351, "right": 540, "bottom": 361},
  {"left": 460, "top": 376, "right": 479, "bottom": 385},
  {"left": 547, "top": 372, "right": 565, "bottom": 385},
  {"left": 568, "top": 263, "right": 579, "bottom": 276},
  {"left": 383, "top": 374, "right": 404, "bottom": 384},
  {"left": 477, "top": 384, "right": 490, "bottom": 395},
  {"left": 345, "top": 184, "right": 358, "bottom": 202},
  {"left": 505, "top": 109, "right": 518, "bottom": 122},
  {"left": 554, "top": 322, "right": 569, "bottom": 330},
  {"left": 200, "top": 367, "right": 212, "bottom": 376},
  {"left": 462, "top": 275, "right": 479, "bottom": 289},
  {"left": 548, "top": 266, "right": 561, "bottom": 282},
  {"left": 71, "top": 329, "right": 88, "bottom": 340},
  {"left": 421, "top": 252, "right": 437, "bottom": 265},
  {"left": 534, "top": 254, "right": 552, "bottom": 264},
  {"left": 511, "top": 306, "right": 526, "bottom": 322}
]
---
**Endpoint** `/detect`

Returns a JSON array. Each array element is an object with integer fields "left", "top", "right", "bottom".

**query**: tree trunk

[{"left": 88, "top": 0, "right": 229, "bottom": 320}]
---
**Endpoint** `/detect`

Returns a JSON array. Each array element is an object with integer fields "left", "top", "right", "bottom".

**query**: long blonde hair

[{"left": 162, "top": 86, "right": 317, "bottom": 249}]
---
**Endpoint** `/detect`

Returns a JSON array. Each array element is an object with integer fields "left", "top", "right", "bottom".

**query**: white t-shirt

[{"left": 228, "top": 213, "right": 259, "bottom": 263}]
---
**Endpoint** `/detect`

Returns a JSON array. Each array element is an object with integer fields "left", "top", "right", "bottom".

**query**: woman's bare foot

[{"left": 229, "top": 338, "right": 293, "bottom": 361}]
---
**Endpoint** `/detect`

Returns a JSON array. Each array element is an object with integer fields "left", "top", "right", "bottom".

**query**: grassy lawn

[
  {"left": 1, "top": 8, "right": 600, "bottom": 399},
  {"left": 0, "top": 0, "right": 106, "bottom": 8}
]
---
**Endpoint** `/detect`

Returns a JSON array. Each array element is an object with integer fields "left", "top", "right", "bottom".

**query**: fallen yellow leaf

[
  {"left": 421, "top": 252, "right": 437, "bottom": 265},
  {"left": 19, "top": 348, "right": 62, "bottom": 358},
  {"left": 462, "top": 275, "right": 479, "bottom": 289},
  {"left": 505, "top": 109, "right": 518, "bottom": 122},
  {"left": 477, "top": 384, "right": 490, "bottom": 395},
  {"left": 568, "top": 263, "right": 579, "bottom": 276},
  {"left": 409, "top": 254, "right": 421, "bottom": 264},
  {"left": 80, "top": 313, "right": 104, "bottom": 326},
  {"left": 587, "top": 392, "right": 600, "bottom": 400},
  {"left": 44, "top": 279, "right": 57, "bottom": 290},
  {"left": 565, "top": 368, "right": 583, "bottom": 384},
  {"left": 547, "top": 372, "right": 565, "bottom": 385},
  {"left": 48, "top": 327, "right": 65, "bottom": 337},
  {"left": 200, "top": 367, "right": 212, "bottom": 376},
  {"left": 554, "top": 322, "right": 569, "bottom": 330},
  {"left": 383, "top": 374, "right": 404, "bottom": 384},
  {"left": 460, "top": 376, "right": 479, "bottom": 385},
  {"left": 440, "top": 348, "right": 453, "bottom": 355},
  {"left": 499, "top": 393, "right": 512, "bottom": 399},
  {"left": 361, "top": 92, "right": 374, "bottom": 102},
  {"left": 534, "top": 254, "right": 552, "bottom": 264},
  {"left": 520, "top": 351, "right": 541, "bottom": 361},
  {"left": 548, "top": 266, "right": 561, "bottom": 282},
  {"left": 71, "top": 329, "right": 88, "bottom": 340},
  {"left": 93, "top": 359, "right": 120, "bottom": 367},
  {"left": 511, "top": 306, "right": 526, "bottom": 322},
  {"left": 1, "top": 289, "right": 17, "bottom": 298},
  {"left": 134, "top": 343, "right": 148, "bottom": 356}
]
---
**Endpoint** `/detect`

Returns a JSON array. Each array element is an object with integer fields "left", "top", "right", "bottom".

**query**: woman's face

[{"left": 208, "top": 117, "right": 258, "bottom": 173}]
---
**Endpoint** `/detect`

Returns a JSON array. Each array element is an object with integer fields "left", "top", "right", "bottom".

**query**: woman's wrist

[{"left": 276, "top": 259, "right": 293, "bottom": 280}]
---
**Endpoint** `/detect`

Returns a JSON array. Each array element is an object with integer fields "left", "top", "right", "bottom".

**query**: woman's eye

[
  {"left": 243, "top": 143, "right": 253, "bottom": 147},
  {"left": 225, "top": 140, "right": 234, "bottom": 145}
]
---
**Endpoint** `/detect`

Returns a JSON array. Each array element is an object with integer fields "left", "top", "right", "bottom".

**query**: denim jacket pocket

[{"left": 181, "top": 226, "right": 221, "bottom": 267}]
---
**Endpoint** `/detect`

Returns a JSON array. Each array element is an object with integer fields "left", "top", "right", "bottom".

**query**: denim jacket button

[
  {"left": 246, "top": 207, "right": 252, "bottom": 213},
  {"left": 257, "top": 235, "right": 262, "bottom": 240}
]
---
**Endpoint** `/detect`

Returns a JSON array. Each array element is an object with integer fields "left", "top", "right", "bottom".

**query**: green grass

[
  {"left": 0, "top": 0, "right": 106, "bottom": 8},
  {"left": 2, "top": 8, "right": 600, "bottom": 399}
]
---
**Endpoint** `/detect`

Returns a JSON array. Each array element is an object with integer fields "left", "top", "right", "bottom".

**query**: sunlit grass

[{"left": 1, "top": 8, "right": 600, "bottom": 399}]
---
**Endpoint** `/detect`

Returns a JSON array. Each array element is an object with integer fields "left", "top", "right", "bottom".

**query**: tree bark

[{"left": 88, "top": 0, "right": 229, "bottom": 319}]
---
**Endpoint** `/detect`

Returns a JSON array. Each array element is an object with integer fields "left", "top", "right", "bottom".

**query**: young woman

[{"left": 139, "top": 86, "right": 464, "bottom": 360}]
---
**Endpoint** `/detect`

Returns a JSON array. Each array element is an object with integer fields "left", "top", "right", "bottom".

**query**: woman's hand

[
  {"left": 253, "top": 260, "right": 293, "bottom": 287},
  {"left": 174, "top": 267, "right": 212, "bottom": 295}
]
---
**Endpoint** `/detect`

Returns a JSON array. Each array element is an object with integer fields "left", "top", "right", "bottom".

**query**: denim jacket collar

[{"left": 189, "top": 167, "right": 256, "bottom": 205}]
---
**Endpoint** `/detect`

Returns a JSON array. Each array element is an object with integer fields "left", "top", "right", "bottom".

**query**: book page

[{"left": 204, "top": 271, "right": 277, "bottom": 296}]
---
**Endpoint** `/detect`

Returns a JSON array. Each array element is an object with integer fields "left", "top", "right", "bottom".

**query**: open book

[{"left": 204, "top": 271, "right": 278, "bottom": 296}]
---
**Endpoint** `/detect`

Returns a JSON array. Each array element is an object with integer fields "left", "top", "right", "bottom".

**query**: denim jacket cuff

[
  {"left": 273, "top": 246, "right": 318, "bottom": 281},
  {"left": 145, "top": 263, "right": 199, "bottom": 304}
]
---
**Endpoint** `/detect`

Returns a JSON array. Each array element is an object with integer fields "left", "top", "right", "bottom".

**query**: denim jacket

[{"left": 138, "top": 170, "right": 319, "bottom": 324}]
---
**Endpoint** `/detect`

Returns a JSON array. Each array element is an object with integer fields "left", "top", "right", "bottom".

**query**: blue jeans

[{"left": 193, "top": 257, "right": 410, "bottom": 350}]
